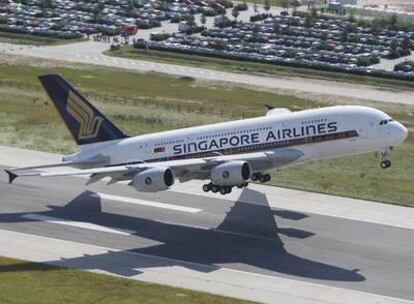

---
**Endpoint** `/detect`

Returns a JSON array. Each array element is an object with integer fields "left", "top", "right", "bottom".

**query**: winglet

[
  {"left": 265, "top": 104, "right": 274, "bottom": 110},
  {"left": 5, "top": 169, "right": 18, "bottom": 184}
]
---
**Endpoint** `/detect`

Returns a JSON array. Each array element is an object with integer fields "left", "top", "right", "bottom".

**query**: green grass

[
  {"left": 0, "top": 32, "right": 86, "bottom": 45},
  {"left": 0, "top": 58, "right": 413, "bottom": 207},
  {"left": 105, "top": 46, "right": 414, "bottom": 91},
  {"left": 272, "top": 134, "right": 414, "bottom": 206},
  {"left": 0, "top": 256, "right": 255, "bottom": 304}
]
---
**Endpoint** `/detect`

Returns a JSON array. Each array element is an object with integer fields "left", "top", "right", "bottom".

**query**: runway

[{"left": 0, "top": 146, "right": 413, "bottom": 303}]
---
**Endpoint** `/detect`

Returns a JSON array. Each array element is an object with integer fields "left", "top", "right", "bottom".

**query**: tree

[
  {"left": 272, "top": 21, "right": 279, "bottom": 33},
  {"left": 305, "top": 14, "right": 313, "bottom": 28},
  {"left": 390, "top": 14, "right": 398, "bottom": 28},
  {"left": 346, "top": 22, "right": 357, "bottom": 33},
  {"left": 232, "top": 8, "right": 240, "bottom": 21},
  {"left": 401, "top": 37, "right": 412, "bottom": 50},
  {"left": 200, "top": 13, "right": 207, "bottom": 26},
  {"left": 126, "top": 0, "right": 136, "bottom": 15},
  {"left": 310, "top": 7, "right": 317, "bottom": 19},
  {"left": 253, "top": 23, "right": 260, "bottom": 34},
  {"left": 40, "top": 0, "right": 52, "bottom": 9},
  {"left": 390, "top": 38, "right": 399, "bottom": 51},
  {"left": 348, "top": 11, "right": 356, "bottom": 23},
  {"left": 264, "top": 0, "right": 270, "bottom": 13},
  {"left": 253, "top": 2, "right": 258, "bottom": 13},
  {"left": 340, "top": 29, "right": 348, "bottom": 42},
  {"left": 186, "top": 14, "right": 195, "bottom": 26},
  {"left": 93, "top": 5, "right": 103, "bottom": 23}
]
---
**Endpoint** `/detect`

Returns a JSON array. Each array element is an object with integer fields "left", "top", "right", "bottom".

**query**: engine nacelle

[
  {"left": 210, "top": 161, "right": 251, "bottom": 186},
  {"left": 133, "top": 167, "right": 175, "bottom": 192}
]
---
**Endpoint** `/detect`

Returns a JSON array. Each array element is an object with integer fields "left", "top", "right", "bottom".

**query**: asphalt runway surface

[{"left": 0, "top": 165, "right": 413, "bottom": 302}]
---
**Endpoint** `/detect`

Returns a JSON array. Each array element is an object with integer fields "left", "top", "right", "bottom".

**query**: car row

[
  {"left": 136, "top": 11, "right": 413, "bottom": 76},
  {"left": 0, "top": 0, "right": 230, "bottom": 38}
]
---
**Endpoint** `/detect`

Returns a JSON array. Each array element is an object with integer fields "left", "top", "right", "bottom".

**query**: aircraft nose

[{"left": 393, "top": 121, "right": 408, "bottom": 143}]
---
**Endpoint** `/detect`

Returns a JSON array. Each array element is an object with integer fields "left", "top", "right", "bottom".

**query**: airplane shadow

[{"left": 0, "top": 189, "right": 365, "bottom": 282}]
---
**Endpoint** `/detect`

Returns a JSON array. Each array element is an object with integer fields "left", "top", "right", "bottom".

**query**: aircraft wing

[{"left": 6, "top": 149, "right": 303, "bottom": 185}]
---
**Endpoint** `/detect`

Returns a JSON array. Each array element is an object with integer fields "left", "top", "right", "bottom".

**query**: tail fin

[{"left": 39, "top": 74, "right": 128, "bottom": 146}]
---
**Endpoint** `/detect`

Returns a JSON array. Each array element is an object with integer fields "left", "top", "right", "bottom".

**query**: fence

[{"left": 0, "top": 80, "right": 248, "bottom": 119}]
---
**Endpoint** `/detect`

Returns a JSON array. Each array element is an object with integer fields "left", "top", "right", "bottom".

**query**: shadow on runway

[{"left": 0, "top": 189, "right": 365, "bottom": 282}]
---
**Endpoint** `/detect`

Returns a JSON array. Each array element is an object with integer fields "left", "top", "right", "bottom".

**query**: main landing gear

[
  {"left": 251, "top": 172, "right": 271, "bottom": 183},
  {"left": 202, "top": 182, "right": 249, "bottom": 195},
  {"left": 380, "top": 149, "right": 392, "bottom": 169},
  {"left": 202, "top": 172, "right": 270, "bottom": 195}
]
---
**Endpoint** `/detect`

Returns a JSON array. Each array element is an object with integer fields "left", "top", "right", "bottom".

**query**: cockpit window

[{"left": 379, "top": 119, "right": 394, "bottom": 125}]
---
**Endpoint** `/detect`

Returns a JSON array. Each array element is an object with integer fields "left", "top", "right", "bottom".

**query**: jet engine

[
  {"left": 133, "top": 167, "right": 175, "bottom": 192},
  {"left": 210, "top": 161, "right": 251, "bottom": 186}
]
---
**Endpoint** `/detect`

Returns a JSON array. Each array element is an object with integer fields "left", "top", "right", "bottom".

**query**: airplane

[{"left": 5, "top": 74, "right": 408, "bottom": 195}]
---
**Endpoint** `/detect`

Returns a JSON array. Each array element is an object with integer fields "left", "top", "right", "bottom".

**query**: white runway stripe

[
  {"left": 22, "top": 214, "right": 133, "bottom": 236},
  {"left": 95, "top": 192, "right": 201, "bottom": 214}
]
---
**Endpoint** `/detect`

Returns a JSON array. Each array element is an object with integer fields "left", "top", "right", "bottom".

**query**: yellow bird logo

[{"left": 66, "top": 91, "right": 104, "bottom": 140}]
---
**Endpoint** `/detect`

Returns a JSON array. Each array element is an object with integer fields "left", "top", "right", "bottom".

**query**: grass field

[
  {"left": 0, "top": 256, "right": 254, "bottom": 304},
  {"left": 105, "top": 46, "right": 414, "bottom": 91},
  {"left": 0, "top": 32, "right": 85, "bottom": 45},
  {"left": 0, "top": 56, "right": 413, "bottom": 207}
]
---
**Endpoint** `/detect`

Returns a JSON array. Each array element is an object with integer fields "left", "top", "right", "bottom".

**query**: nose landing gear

[{"left": 379, "top": 149, "right": 392, "bottom": 169}]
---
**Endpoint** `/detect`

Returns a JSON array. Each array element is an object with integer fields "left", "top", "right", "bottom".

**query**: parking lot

[
  {"left": 138, "top": 12, "right": 414, "bottom": 77},
  {"left": 0, "top": 0, "right": 234, "bottom": 40},
  {"left": 1, "top": 0, "right": 413, "bottom": 77}
]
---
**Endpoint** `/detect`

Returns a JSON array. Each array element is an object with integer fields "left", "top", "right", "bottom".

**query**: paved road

[
  {"left": 1, "top": 41, "right": 413, "bottom": 105},
  {"left": 0, "top": 147, "right": 413, "bottom": 303},
  {"left": 372, "top": 53, "right": 414, "bottom": 71}
]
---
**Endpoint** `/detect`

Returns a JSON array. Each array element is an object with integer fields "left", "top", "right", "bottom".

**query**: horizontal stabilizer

[
  {"left": 5, "top": 169, "right": 40, "bottom": 184},
  {"left": 5, "top": 169, "right": 17, "bottom": 184}
]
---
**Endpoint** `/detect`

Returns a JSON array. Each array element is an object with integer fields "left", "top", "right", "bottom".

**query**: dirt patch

[{"left": 0, "top": 53, "right": 87, "bottom": 70}]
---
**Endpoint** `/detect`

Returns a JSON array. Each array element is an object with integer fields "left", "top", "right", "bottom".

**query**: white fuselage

[{"left": 66, "top": 106, "right": 408, "bottom": 172}]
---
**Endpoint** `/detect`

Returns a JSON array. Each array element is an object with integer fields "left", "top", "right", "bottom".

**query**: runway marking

[
  {"left": 1, "top": 229, "right": 412, "bottom": 304},
  {"left": 171, "top": 183, "right": 414, "bottom": 230},
  {"left": 95, "top": 192, "right": 202, "bottom": 214},
  {"left": 22, "top": 214, "right": 133, "bottom": 236}
]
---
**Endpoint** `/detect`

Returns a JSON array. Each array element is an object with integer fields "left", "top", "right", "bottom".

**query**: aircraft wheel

[
  {"left": 264, "top": 174, "right": 271, "bottom": 182},
  {"left": 220, "top": 187, "right": 227, "bottom": 195},
  {"left": 211, "top": 185, "right": 219, "bottom": 193},
  {"left": 259, "top": 175, "right": 267, "bottom": 183},
  {"left": 202, "top": 184, "right": 210, "bottom": 192},
  {"left": 251, "top": 173, "right": 259, "bottom": 181},
  {"left": 224, "top": 186, "right": 232, "bottom": 194},
  {"left": 380, "top": 160, "right": 391, "bottom": 169}
]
